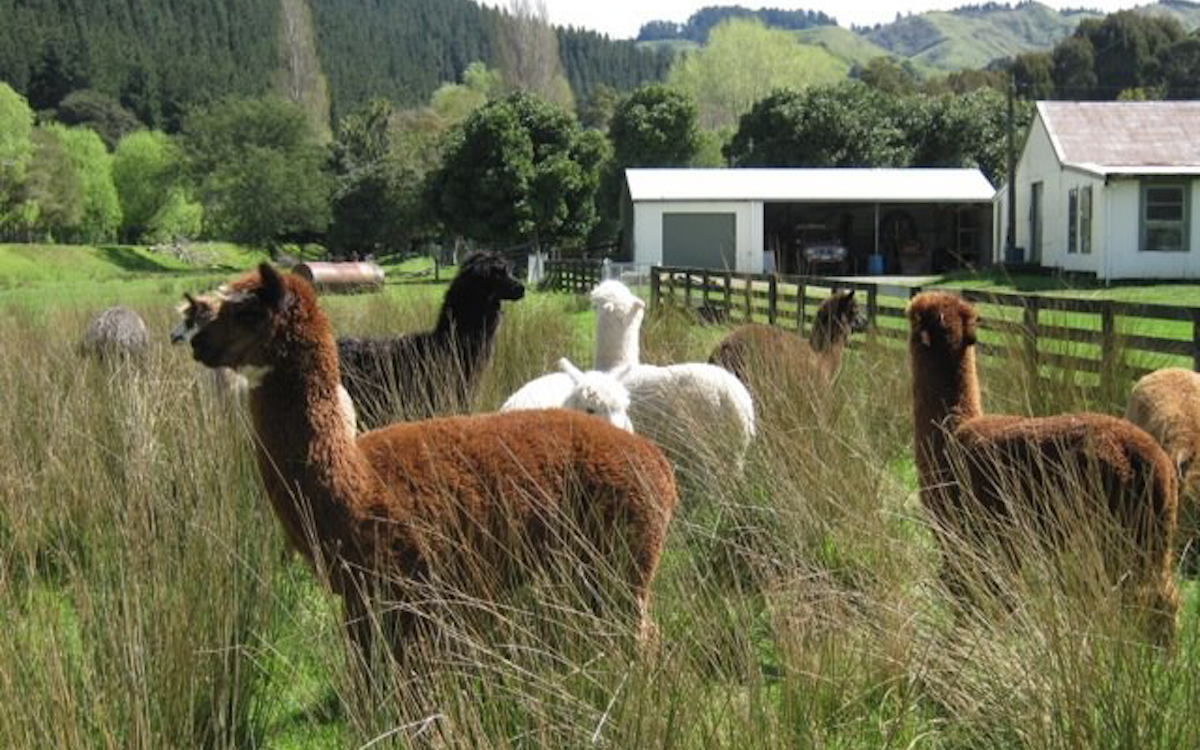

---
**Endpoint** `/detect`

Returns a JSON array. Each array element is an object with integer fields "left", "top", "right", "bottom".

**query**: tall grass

[{"left": 0, "top": 289, "right": 1196, "bottom": 749}]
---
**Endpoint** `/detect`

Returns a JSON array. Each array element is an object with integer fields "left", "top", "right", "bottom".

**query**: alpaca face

[
  {"left": 170, "top": 293, "right": 217, "bottom": 345},
  {"left": 458, "top": 251, "right": 525, "bottom": 302},
  {"left": 591, "top": 281, "right": 645, "bottom": 322},
  {"left": 907, "top": 292, "right": 977, "bottom": 353},
  {"left": 821, "top": 290, "right": 868, "bottom": 336},
  {"left": 186, "top": 264, "right": 291, "bottom": 370}
]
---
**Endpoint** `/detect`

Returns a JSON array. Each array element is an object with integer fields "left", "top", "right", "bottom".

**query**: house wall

[
  {"left": 1013, "top": 113, "right": 1200, "bottom": 280},
  {"left": 1102, "top": 177, "right": 1200, "bottom": 279},
  {"left": 632, "top": 200, "right": 764, "bottom": 273}
]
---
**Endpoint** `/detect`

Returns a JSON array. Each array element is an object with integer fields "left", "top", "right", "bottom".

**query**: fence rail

[
  {"left": 542, "top": 259, "right": 604, "bottom": 294},
  {"left": 650, "top": 265, "right": 1200, "bottom": 391}
]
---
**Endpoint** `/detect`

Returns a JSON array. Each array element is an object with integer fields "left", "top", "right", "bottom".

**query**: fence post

[
  {"left": 723, "top": 271, "right": 732, "bottom": 318},
  {"left": 684, "top": 271, "right": 692, "bottom": 310},
  {"left": 796, "top": 280, "right": 806, "bottom": 333},
  {"left": 650, "top": 267, "right": 661, "bottom": 311},
  {"left": 867, "top": 284, "right": 878, "bottom": 341},
  {"left": 743, "top": 274, "right": 753, "bottom": 323},
  {"left": 1100, "top": 303, "right": 1115, "bottom": 393},
  {"left": 1024, "top": 296, "right": 1040, "bottom": 383},
  {"left": 767, "top": 274, "right": 778, "bottom": 325},
  {"left": 1192, "top": 309, "right": 1200, "bottom": 372},
  {"left": 701, "top": 270, "right": 710, "bottom": 311}
]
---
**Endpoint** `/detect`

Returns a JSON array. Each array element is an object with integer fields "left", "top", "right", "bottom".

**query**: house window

[
  {"left": 1140, "top": 183, "right": 1189, "bottom": 253},
  {"left": 1067, "top": 186, "right": 1093, "bottom": 255},
  {"left": 1067, "top": 188, "right": 1078, "bottom": 254},
  {"left": 1080, "top": 186, "right": 1092, "bottom": 254}
]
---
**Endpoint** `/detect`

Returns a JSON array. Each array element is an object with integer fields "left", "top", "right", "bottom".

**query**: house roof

[
  {"left": 1038, "top": 101, "right": 1200, "bottom": 176},
  {"left": 625, "top": 168, "right": 996, "bottom": 204}
]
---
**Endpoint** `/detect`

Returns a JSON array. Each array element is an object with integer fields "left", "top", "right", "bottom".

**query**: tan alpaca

[
  {"left": 907, "top": 291, "right": 1179, "bottom": 641},
  {"left": 709, "top": 290, "right": 868, "bottom": 387},
  {"left": 179, "top": 264, "right": 677, "bottom": 660}
]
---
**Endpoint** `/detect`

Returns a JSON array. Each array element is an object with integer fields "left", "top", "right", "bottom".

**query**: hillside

[
  {"left": 0, "top": 0, "right": 672, "bottom": 130},
  {"left": 794, "top": 26, "right": 938, "bottom": 75},
  {"left": 866, "top": 4, "right": 1101, "bottom": 70}
]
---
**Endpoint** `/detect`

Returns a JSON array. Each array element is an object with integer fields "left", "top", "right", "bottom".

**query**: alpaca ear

[
  {"left": 184, "top": 291, "right": 197, "bottom": 306},
  {"left": 558, "top": 357, "right": 584, "bottom": 383},
  {"left": 256, "top": 263, "right": 289, "bottom": 311},
  {"left": 632, "top": 297, "right": 645, "bottom": 312}
]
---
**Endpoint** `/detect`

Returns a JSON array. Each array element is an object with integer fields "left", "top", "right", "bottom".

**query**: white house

[
  {"left": 624, "top": 168, "right": 996, "bottom": 275},
  {"left": 1001, "top": 101, "right": 1200, "bottom": 280}
]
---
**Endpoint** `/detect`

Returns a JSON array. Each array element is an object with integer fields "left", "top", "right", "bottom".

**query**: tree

[
  {"left": 853, "top": 57, "right": 920, "bottom": 96},
  {"left": 1010, "top": 52, "right": 1055, "bottom": 100},
  {"left": 26, "top": 124, "right": 122, "bottom": 243},
  {"left": 578, "top": 84, "right": 618, "bottom": 132},
  {"left": 0, "top": 82, "right": 35, "bottom": 237},
  {"left": 184, "top": 96, "right": 331, "bottom": 248},
  {"left": 1076, "top": 13, "right": 1183, "bottom": 99},
  {"left": 1161, "top": 36, "right": 1200, "bottom": 100},
  {"left": 113, "top": 129, "right": 199, "bottom": 242},
  {"left": 1052, "top": 36, "right": 1097, "bottom": 99},
  {"left": 54, "top": 89, "right": 142, "bottom": 150},
  {"left": 430, "top": 61, "right": 503, "bottom": 123},
  {"left": 724, "top": 83, "right": 910, "bottom": 168},
  {"left": 609, "top": 84, "right": 699, "bottom": 168},
  {"left": 667, "top": 18, "right": 846, "bottom": 129},
  {"left": 427, "top": 91, "right": 604, "bottom": 251},
  {"left": 496, "top": 0, "right": 574, "bottom": 110}
]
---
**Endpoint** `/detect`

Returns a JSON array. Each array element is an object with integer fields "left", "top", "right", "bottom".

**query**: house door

[{"left": 1029, "top": 181, "right": 1043, "bottom": 263}]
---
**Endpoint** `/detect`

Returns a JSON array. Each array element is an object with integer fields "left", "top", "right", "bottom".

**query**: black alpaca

[{"left": 338, "top": 251, "right": 525, "bottom": 428}]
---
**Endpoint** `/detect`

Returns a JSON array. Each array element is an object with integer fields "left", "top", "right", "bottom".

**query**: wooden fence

[
  {"left": 542, "top": 259, "right": 604, "bottom": 294},
  {"left": 650, "top": 265, "right": 1200, "bottom": 391}
]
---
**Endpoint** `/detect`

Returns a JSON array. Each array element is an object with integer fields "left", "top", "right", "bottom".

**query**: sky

[{"left": 509, "top": 1, "right": 1144, "bottom": 39}]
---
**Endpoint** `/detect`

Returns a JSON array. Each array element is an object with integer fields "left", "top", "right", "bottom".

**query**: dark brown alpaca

[
  {"left": 181, "top": 264, "right": 677, "bottom": 658},
  {"left": 708, "top": 290, "right": 868, "bottom": 385},
  {"left": 907, "top": 291, "right": 1179, "bottom": 640}
]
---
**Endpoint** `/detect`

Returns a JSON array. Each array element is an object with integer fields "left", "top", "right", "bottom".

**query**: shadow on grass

[{"left": 95, "top": 245, "right": 179, "bottom": 273}]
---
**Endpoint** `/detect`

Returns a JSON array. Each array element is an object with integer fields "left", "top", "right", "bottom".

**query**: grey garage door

[{"left": 662, "top": 212, "right": 736, "bottom": 270}]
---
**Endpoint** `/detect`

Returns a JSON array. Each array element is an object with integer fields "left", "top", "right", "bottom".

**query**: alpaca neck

[
  {"left": 594, "top": 315, "right": 640, "bottom": 370},
  {"left": 911, "top": 343, "right": 983, "bottom": 480},
  {"left": 247, "top": 342, "right": 379, "bottom": 558},
  {"left": 809, "top": 319, "right": 846, "bottom": 354},
  {"left": 435, "top": 301, "right": 501, "bottom": 380}
]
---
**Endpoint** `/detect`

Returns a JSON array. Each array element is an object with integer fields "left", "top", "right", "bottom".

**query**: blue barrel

[{"left": 866, "top": 254, "right": 884, "bottom": 275}]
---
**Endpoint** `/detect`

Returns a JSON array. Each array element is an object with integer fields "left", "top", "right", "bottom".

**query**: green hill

[{"left": 864, "top": 1, "right": 1200, "bottom": 72}]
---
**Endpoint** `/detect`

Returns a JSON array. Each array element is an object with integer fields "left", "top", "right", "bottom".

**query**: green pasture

[{"left": 2, "top": 244, "right": 1199, "bottom": 748}]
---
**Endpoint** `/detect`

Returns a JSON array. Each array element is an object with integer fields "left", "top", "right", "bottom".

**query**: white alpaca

[
  {"left": 501, "top": 280, "right": 645, "bottom": 410},
  {"left": 502, "top": 280, "right": 756, "bottom": 466},
  {"left": 558, "top": 357, "right": 633, "bottom": 432}
]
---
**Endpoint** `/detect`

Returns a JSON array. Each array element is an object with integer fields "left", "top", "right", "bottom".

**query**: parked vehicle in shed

[{"left": 796, "top": 225, "right": 848, "bottom": 275}]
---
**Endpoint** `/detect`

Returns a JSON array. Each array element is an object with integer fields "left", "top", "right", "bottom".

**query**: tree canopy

[
  {"left": 427, "top": 91, "right": 605, "bottom": 250},
  {"left": 667, "top": 18, "right": 847, "bottom": 128}
]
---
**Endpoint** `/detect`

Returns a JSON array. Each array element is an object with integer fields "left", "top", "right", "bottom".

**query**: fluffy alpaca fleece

[
  {"left": 183, "top": 264, "right": 677, "bottom": 657},
  {"left": 338, "top": 250, "right": 525, "bottom": 429},
  {"left": 908, "top": 291, "right": 1179, "bottom": 640},
  {"left": 79, "top": 306, "right": 149, "bottom": 361},
  {"left": 1126, "top": 367, "right": 1200, "bottom": 566},
  {"left": 558, "top": 357, "right": 633, "bottom": 432},
  {"left": 502, "top": 280, "right": 756, "bottom": 468},
  {"left": 172, "top": 293, "right": 358, "bottom": 437},
  {"left": 501, "top": 279, "right": 645, "bottom": 411},
  {"left": 708, "top": 290, "right": 868, "bottom": 386}
]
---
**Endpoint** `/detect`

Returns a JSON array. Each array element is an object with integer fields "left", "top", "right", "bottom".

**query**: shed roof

[
  {"left": 1038, "top": 101, "right": 1200, "bottom": 176},
  {"left": 625, "top": 168, "right": 995, "bottom": 204}
]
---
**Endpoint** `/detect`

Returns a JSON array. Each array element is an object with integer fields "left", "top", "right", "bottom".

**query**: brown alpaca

[
  {"left": 907, "top": 291, "right": 1179, "bottom": 639},
  {"left": 180, "top": 264, "right": 677, "bottom": 658},
  {"left": 708, "top": 290, "right": 868, "bottom": 385}
]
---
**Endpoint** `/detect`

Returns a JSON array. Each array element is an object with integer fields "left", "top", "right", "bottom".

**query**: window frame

[{"left": 1139, "top": 181, "right": 1190, "bottom": 254}]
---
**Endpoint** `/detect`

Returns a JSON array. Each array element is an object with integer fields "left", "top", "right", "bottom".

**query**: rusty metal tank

[{"left": 292, "top": 261, "right": 385, "bottom": 293}]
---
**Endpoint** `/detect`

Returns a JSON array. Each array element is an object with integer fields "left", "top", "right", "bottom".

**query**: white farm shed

[
  {"left": 1002, "top": 101, "right": 1200, "bottom": 280},
  {"left": 624, "top": 167, "right": 996, "bottom": 275}
]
